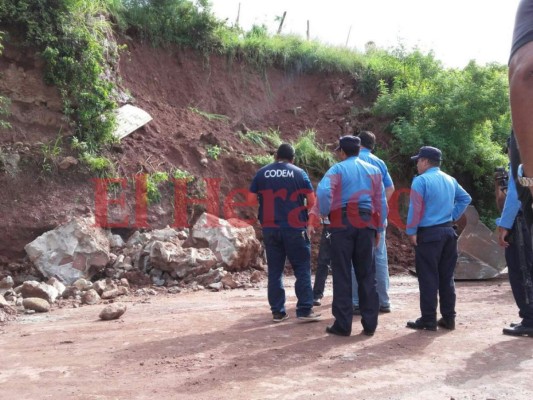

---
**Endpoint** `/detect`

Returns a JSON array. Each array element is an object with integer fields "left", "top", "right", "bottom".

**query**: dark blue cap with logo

[
  {"left": 410, "top": 146, "right": 442, "bottom": 161},
  {"left": 335, "top": 135, "right": 361, "bottom": 152}
]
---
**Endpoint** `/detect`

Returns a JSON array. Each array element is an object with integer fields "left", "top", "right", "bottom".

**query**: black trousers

[
  {"left": 329, "top": 216, "right": 378, "bottom": 334},
  {"left": 312, "top": 226, "right": 331, "bottom": 299},
  {"left": 415, "top": 226, "right": 458, "bottom": 323},
  {"left": 505, "top": 216, "right": 533, "bottom": 327}
]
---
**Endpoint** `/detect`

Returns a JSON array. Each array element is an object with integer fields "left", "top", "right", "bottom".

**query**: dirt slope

[{"left": 0, "top": 37, "right": 414, "bottom": 272}]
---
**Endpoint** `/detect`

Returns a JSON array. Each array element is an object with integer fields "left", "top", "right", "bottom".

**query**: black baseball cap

[
  {"left": 335, "top": 135, "right": 361, "bottom": 152},
  {"left": 410, "top": 146, "right": 442, "bottom": 162}
]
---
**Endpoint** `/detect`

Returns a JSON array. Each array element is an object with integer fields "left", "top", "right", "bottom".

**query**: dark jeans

[
  {"left": 263, "top": 228, "right": 313, "bottom": 317},
  {"left": 329, "top": 215, "right": 379, "bottom": 335},
  {"left": 415, "top": 226, "right": 458, "bottom": 323},
  {"left": 313, "top": 226, "right": 331, "bottom": 299},
  {"left": 505, "top": 216, "right": 533, "bottom": 327}
]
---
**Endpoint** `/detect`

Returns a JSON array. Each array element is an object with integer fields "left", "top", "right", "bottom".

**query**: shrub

[{"left": 292, "top": 130, "right": 335, "bottom": 179}]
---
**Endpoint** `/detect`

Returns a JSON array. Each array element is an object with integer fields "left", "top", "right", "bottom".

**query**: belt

[
  {"left": 329, "top": 207, "right": 372, "bottom": 220},
  {"left": 335, "top": 207, "right": 372, "bottom": 215},
  {"left": 417, "top": 222, "right": 453, "bottom": 232}
]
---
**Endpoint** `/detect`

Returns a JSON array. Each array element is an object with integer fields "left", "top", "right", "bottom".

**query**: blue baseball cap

[{"left": 410, "top": 146, "right": 442, "bottom": 161}]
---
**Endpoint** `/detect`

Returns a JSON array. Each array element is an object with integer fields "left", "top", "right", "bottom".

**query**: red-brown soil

[
  {"left": 0, "top": 36, "right": 414, "bottom": 275},
  {"left": 2, "top": 37, "right": 531, "bottom": 399}
]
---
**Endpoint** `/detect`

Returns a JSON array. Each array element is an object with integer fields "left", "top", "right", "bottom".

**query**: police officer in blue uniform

[
  {"left": 352, "top": 131, "right": 395, "bottom": 314},
  {"left": 317, "top": 136, "right": 387, "bottom": 336},
  {"left": 496, "top": 147, "right": 533, "bottom": 337},
  {"left": 406, "top": 146, "right": 471, "bottom": 331},
  {"left": 249, "top": 144, "right": 321, "bottom": 323}
]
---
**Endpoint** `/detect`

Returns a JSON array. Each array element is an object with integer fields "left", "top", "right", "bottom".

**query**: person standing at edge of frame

[
  {"left": 405, "top": 146, "right": 471, "bottom": 332},
  {"left": 351, "top": 131, "right": 395, "bottom": 315},
  {"left": 316, "top": 135, "right": 387, "bottom": 337},
  {"left": 508, "top": 2, "right": 533, "bottom": 332},
  {"left": 247, "top": 143, "right": 321, "bottom": 323},
  {"left": 496, "top": 136, "right": 533, "bottom": 337}
]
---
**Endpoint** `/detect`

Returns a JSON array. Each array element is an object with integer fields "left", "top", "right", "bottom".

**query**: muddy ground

[{"left": 1, "top": 274, "right": 532, "bottom": 400}]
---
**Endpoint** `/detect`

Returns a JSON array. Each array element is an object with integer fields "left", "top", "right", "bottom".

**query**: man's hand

[
  {"left": 408, "top": 234, "right": 417, "bottom": 246},
  {"left": 498, "top": 227, "right": 510, "bottom": 247},
  {"left": 375, "top": 232, "right": 381, "bottom": 247},
  {"left": 307, "top": 213, "right": 320, "bottom": 237}
]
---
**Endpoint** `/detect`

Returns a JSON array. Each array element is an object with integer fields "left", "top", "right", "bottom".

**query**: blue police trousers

[{"left": 415, "top": 226, "right": 458, "bottom": 323}]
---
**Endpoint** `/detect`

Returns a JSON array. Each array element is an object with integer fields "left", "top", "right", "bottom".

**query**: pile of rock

[{"left": 0, "top": 212, "right": 266, "bottom": 323}]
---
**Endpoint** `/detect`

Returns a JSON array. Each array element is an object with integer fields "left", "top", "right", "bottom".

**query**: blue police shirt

[
  {"left": 496, "top": 172, "right": 521, "bottom": 229},
  {"left": 358, "top": 148, "right": 394, "bottom": 189},
  {"left": 316, "top": 156, "right": 387, "bottom": 232},
  {"left": 249, "top": 161, "right": 313, "bottom": 230},
  {"left": 406, "top": 167, "right": 472, "bottom": 235}
]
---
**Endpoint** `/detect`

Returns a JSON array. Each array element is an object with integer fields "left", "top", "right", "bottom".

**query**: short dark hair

[
  {"left": 425, "top": 158, "right": 441, "bottom": 167},
  {"left": 357, "top": 131, "right": 376, "bottom": 150},
  {"left": 276, "top": 143, "right": 295, "bottom": 161},
  {"left": 344, "top": 147, "right": 360, "bottom": 157},
  {"left": 335, "top": 136, "right": 361, "bottom": 156}
]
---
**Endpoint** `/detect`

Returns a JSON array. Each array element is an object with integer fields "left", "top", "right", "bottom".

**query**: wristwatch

[{"left": 517, "top": 164, "right": 533, "bottom": 187}]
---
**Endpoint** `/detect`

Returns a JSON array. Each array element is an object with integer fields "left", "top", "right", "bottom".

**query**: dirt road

[{"left": 1, "top": 275, "right": 532, "bottom": 400}]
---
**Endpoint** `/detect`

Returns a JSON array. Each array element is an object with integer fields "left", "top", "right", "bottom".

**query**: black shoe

[
  {"left": 352, "top": 305, "right": 361, "bottom": 315},
  {"left": 326, "top": 325, "right": 350, "bottom": 337},
  {"left": 272, "top": 312, "right": 289, "bottom": 322},
  {"left": 379, "top": 306, "right": 391, "bottom": 313},
  {"left": 437, "top": 317, "right": 455, "bottom": 330},
  {"left": 502, "top": 323, "right": 533, "bottom": 337},
  {"left": 406, "top": 318, "right": 437, "bottom": 331},
  {"left": 363, "top": 329, "right": 375, "bottom": 336},
  {"left": 510, "top": 322, "right": 520, "bottom": 327},
  {"left": 313, "top": 298, "right": 322, "bottom": 306}
]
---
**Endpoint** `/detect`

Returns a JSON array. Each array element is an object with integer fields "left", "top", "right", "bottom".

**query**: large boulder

[
  {"left": 191, "top": 213, "right": 262, "bottom": 271},
  {"left": 25, "top": 216, "right": 111, "bottom": 285},
  {"left": 149, "top": 240, "right": 218, "bottom": 279}
]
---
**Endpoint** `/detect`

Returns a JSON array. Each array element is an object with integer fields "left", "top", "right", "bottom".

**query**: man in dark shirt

[{"left": 248, "top": 144, "right": 320, "bottom": 323}]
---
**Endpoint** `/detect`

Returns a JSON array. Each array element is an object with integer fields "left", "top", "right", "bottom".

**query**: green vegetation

[
  {"left": 146, "top": 171, "right": 169, "bottom": 204},
  {"left": 71, "top": 137, "right": 115, "bottom": 177},
  {"left": 206, "top": 144, "right": 221, "bottom": 160},
  {"left": 244, "top": 154, "right": 274, "bottom": 166},
  {"left": 293, "top": 130, "right": 335, "bottom": 179},
  {"left": 0, "top": 1, "right": 512, "bottom": 221},
  {"left": 40, "top": 136, "right": 63, "bottom": 173},
  {"left": 80, "top": 153, "right": 115, "bottom": 178},
  {"left": 172, "top": 167, "right": 194, "bottom": 183},
  {"left": 372, "top": 52, "right": 510, "bottom": 217},
  {"left": 239, "top": 128, "right": 282, "bottom": 149},
  {"left": 188, "top": 106, "right": 230, "bottom": 122},
  {"left": 0, "top": 0, "right": 119, "bottom": 149}
]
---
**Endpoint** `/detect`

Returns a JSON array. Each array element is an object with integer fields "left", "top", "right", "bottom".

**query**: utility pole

[
  {"left": 235, "top": 3, "right": 240, "bottom": 28},
  {"left": 306, "top": 20, "right": 310, "bottom": 41},
  {"left": 345, "top": 25, "right": 352, "bottom": 47},
  {"left": 277, "top": 11, "right": 287, "bottom": 34}
]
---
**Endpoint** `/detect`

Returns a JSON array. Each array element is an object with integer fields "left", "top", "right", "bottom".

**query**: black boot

[
  {"left": 437, "top": 317, "right": 455, "bottom": 330},
  {"left": 406, "top": 318, "right": 437, "bottom": 331},
  {"left": 502, "top": 323, "right": 533, "bottom": 337}
]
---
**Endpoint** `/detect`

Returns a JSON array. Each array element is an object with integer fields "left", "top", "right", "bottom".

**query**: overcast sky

[{"left": 210, "top": 0, "right": 520, "bottom": 68}]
